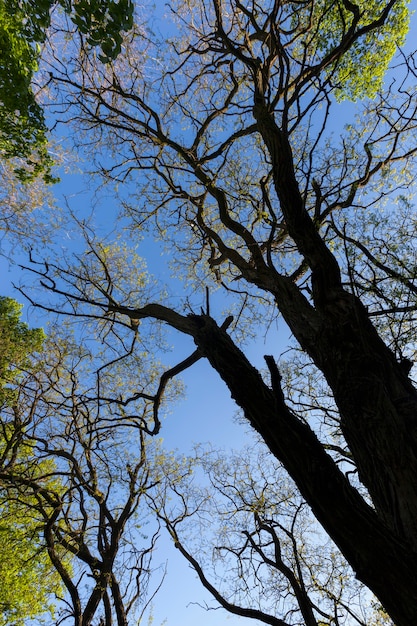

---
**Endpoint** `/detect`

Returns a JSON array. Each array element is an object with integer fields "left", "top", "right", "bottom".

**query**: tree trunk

[
  {"left": 188, "top": 313, "right": 417, "bottom": 626},
  {"left": 251, "top": 93, "right": 417, "bottom": 553}
]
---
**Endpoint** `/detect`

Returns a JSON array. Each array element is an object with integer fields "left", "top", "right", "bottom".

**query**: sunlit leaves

[
  {"left": 0, "top": 494, "right": 62, "bottom": 626},
  {"left": 0, "top": 0, "right": 52, "bottom": 181},
  {"left": 0, "top": 0, "right": 134, "bottom": 180},
  {"left": 0, "top": 297, "right": 178, "bottom": 624},
  {"left": 0, "top": 297, "right": 45, "bottom": 406},
  {"left": 4, "top": 1, "right": 417, "bottom": 622},
  {"left": 308, "top": 0, "right": 410, "bottom": 101},
  {"left": 0, "top": 298, "right": 64, "bottom": 625}
]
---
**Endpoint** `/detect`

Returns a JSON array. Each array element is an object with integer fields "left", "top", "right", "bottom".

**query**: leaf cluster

[
  {"left": 0, "top": 0, "right": 134, "bottom": 180},
  {"left": 0, "top": 297, "right": 45, "bottom": 406}
]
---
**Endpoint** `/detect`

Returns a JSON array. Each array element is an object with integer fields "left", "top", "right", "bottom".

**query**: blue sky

[
  {"left": 2, "top": 2, "right": 417, "bottom": 624},
  {"left": 0, "top": 165, "right": 282, "bottom": 626}
]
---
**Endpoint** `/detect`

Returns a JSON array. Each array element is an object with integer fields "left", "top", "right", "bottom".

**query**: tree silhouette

[{"left": 17, "top": 1, "right": 417, "bottom": 623}]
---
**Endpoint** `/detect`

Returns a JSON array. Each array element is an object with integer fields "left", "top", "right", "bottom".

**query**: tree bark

[
  {"left": 187, "top": 313, "right": 417, "bottom": 626},
  {"left": 251, "top": 94, "right": 417, "bottom": 552}
]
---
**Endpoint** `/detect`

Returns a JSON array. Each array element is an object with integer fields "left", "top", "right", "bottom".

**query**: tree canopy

[
  {"left": 0, "top": 297, "right": 44, "bottom": 404},
  {"left": 3, "top": 1, "right": 417, "bottom": 625},
  {"left": 0, "top": 297, "right": 62, "bottom": 625},
  {"left": 0, "top": 0, "right": 134, "bottom": 180},
  {"left": 0, "top": 293, "right": 173, "bottom": 625}
]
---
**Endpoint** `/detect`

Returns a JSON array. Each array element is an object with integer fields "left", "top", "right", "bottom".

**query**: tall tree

[
  {"left": 0, "top": 292, "right": 172, "bottom": 626},
  {"left": 18, "top": 1, "right": 417, "bottom": 624}
]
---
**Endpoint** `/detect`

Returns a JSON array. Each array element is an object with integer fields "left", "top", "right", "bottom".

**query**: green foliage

[
  {"left": 310, "top": 0, "right": 410, "bottom": 101},
  {"left": 0, "top": 0, "right": 134, "bottom": 181},
  {"left": 0, "top": 432, "right": 66, "bottom": 626},
  {"left": 0, "top": 297, "right": 64, "bottom": 625},
  {"left": 0, "top": 297, "right": 45, "bottom": 406},
  {"left": 0, "top": 0, "right": 51, "bottom": 181},
  {"left": 69, "top": 0, "right": 135, "bottom": 62},
  {"left": 0, "top": 0, "right": 414, "bottom": 623},
  {"left": 0, "top": 489, "right": 62, "bottom": 626}
]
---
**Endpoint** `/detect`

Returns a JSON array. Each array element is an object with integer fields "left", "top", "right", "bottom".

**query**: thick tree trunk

[
  {"left": 307, "top": 291, "right": 417, "bottom": 546},
  {"left": 188, "top": 314, "right": 417, "bottom": 626}
]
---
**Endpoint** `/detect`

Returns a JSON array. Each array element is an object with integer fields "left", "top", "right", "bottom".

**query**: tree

[
  {"left": 16, "top": 0, "right": 417, "bottom": 624},
  {"left": 0, "top": 297, "right": 44, "bottom": 404},
  {"left": 0, "top": 293, "right": 171, "bottom": 625},
  {"left": 0, "top": 0, "right": 134, "bottom": 180},
  {"left": 0, "top": 297, "right": 62, "bottom": 625},
  {"left": 0, "top": 455, "right": 66, "bottom": 626},
  {"left": 0, "top": 154, "right": 60, "bottom": 249},
  {"left": 153, "top": 445, "right": 393, "bottom": 626}
]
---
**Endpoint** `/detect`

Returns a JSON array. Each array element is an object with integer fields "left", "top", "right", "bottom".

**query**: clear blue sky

[{"left": 2, "top": 2, "right": 417, "bottom": 624}]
